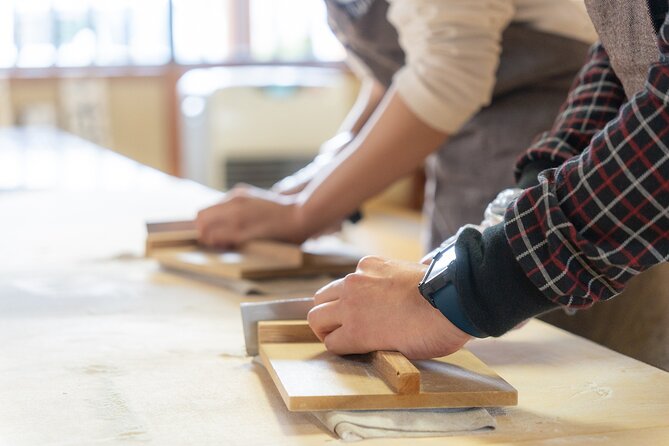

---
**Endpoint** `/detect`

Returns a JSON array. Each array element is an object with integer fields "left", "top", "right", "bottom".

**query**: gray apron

[
  {"left": 585, "top": 0, "right": 660, "bottom": 98},
  {"left": 326, "top": 0, "right": 590, "bottom": 251},
  {"left": 542, "top": 0, "right": 669, "bottom": 372}
]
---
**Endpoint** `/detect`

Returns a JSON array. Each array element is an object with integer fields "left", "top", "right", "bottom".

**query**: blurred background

[{"left": 0, "top": 0, "right": 363, "bottom": 192}]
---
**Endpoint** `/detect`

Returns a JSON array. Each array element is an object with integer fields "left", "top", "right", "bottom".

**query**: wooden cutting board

[
  {"left": 258, "top": 321, "right": 518, "bottom": 412},
  {"left": 145, "top": 220, "right": 359, "bottom": 279}
]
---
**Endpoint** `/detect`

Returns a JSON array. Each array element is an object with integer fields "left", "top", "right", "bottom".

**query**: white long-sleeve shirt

[{"left": 382, "top": 0, "right": 597, "bottom": 134}]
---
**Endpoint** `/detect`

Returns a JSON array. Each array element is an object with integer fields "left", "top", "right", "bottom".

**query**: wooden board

[
  {"left": 145, "top": 220, "right": 199, "bottom": 255},
  {"left": 146, "top": 220, "right": 360, "bottom": 280},
  {"left": 258, "top": 321, "right": 517, "bottom": 412}
]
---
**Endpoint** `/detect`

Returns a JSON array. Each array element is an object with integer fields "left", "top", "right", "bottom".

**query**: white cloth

[
  {"left": 387, "top": 0, "right": 597, "bottom": 133},
  {"left": 312, "top": 407, "right": 495, "bottom": 442}
]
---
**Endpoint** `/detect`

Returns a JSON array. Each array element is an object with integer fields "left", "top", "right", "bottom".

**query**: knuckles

[
  {"left": 356, "top": 255, "right": 385, "bottom": 271},
  {"left": 342, "top": 272, "right": 366, "bottom": 289}
]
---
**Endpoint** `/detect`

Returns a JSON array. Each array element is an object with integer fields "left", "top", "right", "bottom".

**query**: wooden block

[
  {"left": 259, "top": 321, "right": 419, "bottom": 394},
  {"left": 371, "top": 351, "right": 420, "bottom": 394},
  {"left": 145, "top": 219, "right": 359, "bottom": 280},
  {"left": 258, "top": 321, "right": 517, "bottom": 411},
  {"left": 145, "top": 225, "right": 359, "bottom": 280},
  {"left": 243, "top": 240, "right": 303, "bottom": 265},
  {"left": 258, "top": 320, "right": 320, "bottom": 344},
  {"left": 150, "top": 244, "right": 304, "bottom": 279},
  {"left": 145, "top": 220, "right": 198, "bottom": 255}
]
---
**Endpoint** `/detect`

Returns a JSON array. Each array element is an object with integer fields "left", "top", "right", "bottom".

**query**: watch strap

[{"left": 432, "top": 283, "right": 488, "bottom": 338}]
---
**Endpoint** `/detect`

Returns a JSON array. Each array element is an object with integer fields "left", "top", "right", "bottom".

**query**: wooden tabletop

[{"left": 1, "top": 128, "right": 668, "bottom": 445}]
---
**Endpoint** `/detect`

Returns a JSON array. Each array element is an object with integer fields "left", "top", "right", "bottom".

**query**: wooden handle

[
  {"left": 258, "top": 320, "right": 320, "bottom": 344},
  {"left": 145, "top": 220, "right": 199, "bottom": 255},
  {"left": 243, "top": 241, "right": 303, "bottom": 266},
  {"left": 257, "top": 320, "right": 421, "bottom": 394},
  {"left": 371, "top": 351, "right": 420, "bottom": 394}
]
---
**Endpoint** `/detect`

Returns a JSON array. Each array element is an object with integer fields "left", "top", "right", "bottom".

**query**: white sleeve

[{"left": 387, "top": 0, "right": 515, "bottom": 134}]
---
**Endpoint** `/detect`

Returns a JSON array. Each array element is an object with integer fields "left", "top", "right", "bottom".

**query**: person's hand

[
  {"left": 195, "top": 184, "right": 306, "bottom": 248},
  {"left": 307, "top": 256, "right": 471, "bottom": 360}
]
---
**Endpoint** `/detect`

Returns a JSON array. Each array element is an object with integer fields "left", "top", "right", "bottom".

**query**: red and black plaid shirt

[{"left": 504, "top": 31, "right": 669, "bottom": 308}]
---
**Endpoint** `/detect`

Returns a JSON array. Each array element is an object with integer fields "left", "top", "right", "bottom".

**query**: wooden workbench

[{"left": 1, "top": 128, "right": 668, "bottom": 445}]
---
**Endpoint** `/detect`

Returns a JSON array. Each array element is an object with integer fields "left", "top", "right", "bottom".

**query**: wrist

[
  {"left": 288, "top": 201, "right": 310, "bottom": 244},
  {"left": 432, "top": 283, "right": 488, "bottom": 338},
  {"left": 418, "top": 240, "right": 488, "bottom": 338},
  {"left": 453, "top": 224, "right": 558, "bottom": 337}
]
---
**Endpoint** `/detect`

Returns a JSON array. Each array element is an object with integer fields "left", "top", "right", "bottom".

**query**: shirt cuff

[{"left": 452, "top": 224, "right": 558, "bottom": 337}]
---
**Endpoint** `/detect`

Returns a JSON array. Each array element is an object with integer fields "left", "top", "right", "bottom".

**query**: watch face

[{"left": 426, "top": 246, "right": 456, "bottom": 283}]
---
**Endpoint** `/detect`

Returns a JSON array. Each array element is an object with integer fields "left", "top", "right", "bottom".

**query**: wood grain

[
  {"left": 149, "top": 244, "right": 358, "bottom": 280},
  {"left": 258, "top": 320, "right": 320, "bottom": 344},
  {"left": 258, "top": 321, "right": 420, "bottom": 394},
  {"left": 146, "top": 219, "right": 358, "bottom": 279},
  {"left": 371, "top": 351, "right": 420, "bottom": 394},
  {"left": 257, "top": 321, "right": 516, "bottom": 411},
  {"left": 5, "top": 128, "right": 669, "bottom": 445},
  {"left": 145, "top": 220, "right": 198, "bottom": 255},
  {"left": 259, "top": 341, "right": 517, "bottom": 411}
]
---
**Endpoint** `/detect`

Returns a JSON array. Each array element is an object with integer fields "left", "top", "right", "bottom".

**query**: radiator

[{"left": 177, "top": 66, "right": 357, "bottom": 190}]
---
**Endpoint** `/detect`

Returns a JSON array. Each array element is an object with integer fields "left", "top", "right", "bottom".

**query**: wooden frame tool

[
  {"left": 145, "top": 220, "right": 360, "bottom": 280},
  {"left": 258, "top": 320, "right": 517, "bottom": 412}
]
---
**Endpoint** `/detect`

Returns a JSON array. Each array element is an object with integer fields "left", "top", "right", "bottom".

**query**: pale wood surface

[
  {"left": 370, "top": 350, "right": 421, "bottom": 395},
  {"left": 147, "top": 221, "right": 360, "bottom": 280},
  {"left": 2, "top": 128, "right": 669, "bottom": 445},
  {"left": 151, "top": 245, "right": 359, "bottom": 279},
  {"left": 258, "top": 320, "right": 321, "bottom": 344},
  {"left": 145, "top": 219, "right": 199, "bottom": 255},
  {"left": 146, "top": 220, "right": 306, "bottom": 267},
  {"left": 258, "top": 321, "right": 423, "bottom": 396},
  {"left": 259, "top": 341, "right": 517, "bottom": 411}
]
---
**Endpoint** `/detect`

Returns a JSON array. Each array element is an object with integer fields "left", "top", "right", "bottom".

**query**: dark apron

[{"left": 326, "top": 0, "right": 591, "bottom": 251}]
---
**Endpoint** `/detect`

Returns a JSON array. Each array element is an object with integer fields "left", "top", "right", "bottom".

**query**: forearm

[
  {"left": 453, "top": 33, "right": 669, "bottom": 337},
  {"left": 507, "top": 57, "right": 669, "bottom": 307},
  {"left": 454, "top": 39, "right": 669, "bottom": 338},
  {"left": 272, "top": 78, "right": 385, "bottom": 195},
  {"left": 296, "top": 88, "right": 447, "bottom": 236},
  {"left": 336, "top": 77, "right": 386, "bottom": 137}
]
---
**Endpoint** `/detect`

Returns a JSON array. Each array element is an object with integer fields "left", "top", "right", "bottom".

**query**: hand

[
  {"left": 195, "top": 185, "right": 306, "bottom": 248},
  {"left": 307, "top": 256, "right": 471, "bottom": 360}
]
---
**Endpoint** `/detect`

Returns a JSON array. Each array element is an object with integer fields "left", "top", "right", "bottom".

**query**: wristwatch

[
  {"left": 418, "top": 240, "right": 487, "bottom": 338},
  {"left": 418, "top": 240, "right": 458, "bottom": 306}
]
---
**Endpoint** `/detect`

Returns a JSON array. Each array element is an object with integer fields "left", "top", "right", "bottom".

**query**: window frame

[{"left": 0, "top": 0, "right": 346, "bottom": 79}]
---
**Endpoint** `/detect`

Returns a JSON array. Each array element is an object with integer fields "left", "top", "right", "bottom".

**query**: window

[
  {"left": 248, "top": 0, "right": 344, "bottom": 62},
  {"left": 0, "top": 0, "right": 345, "bottom": 69}
]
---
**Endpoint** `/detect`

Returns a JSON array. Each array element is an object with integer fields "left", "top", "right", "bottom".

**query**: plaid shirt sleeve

[
  {"left": 504, "top": 29, "right": 669, "bottom": 308},
  {"left": 515, "top": 42, "right": 627, "bottom": 179}
]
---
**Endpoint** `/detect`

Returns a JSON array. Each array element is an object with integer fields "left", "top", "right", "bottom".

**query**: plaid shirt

[{"left": 504, "top": 30, "right": 669, "bottom": 308}]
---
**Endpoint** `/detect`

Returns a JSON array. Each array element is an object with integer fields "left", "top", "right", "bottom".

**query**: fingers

[
  {"left": 196, "top": 207, "right": 240, "bottom": 248},
  {"left": 307, "top": 300, "right": 342, "bottom": 342},
  {"left": 201, "top": 221, "right": 244, "bottom": 248},
  {"left": 195, "top": 188, "right": 250, "bottom": 247},
  {"left": 313, "top": 278, "right": 344, "bottom": 306},
  {"left": 322, "top": 326, "right": 368, "bottom": 356}
]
